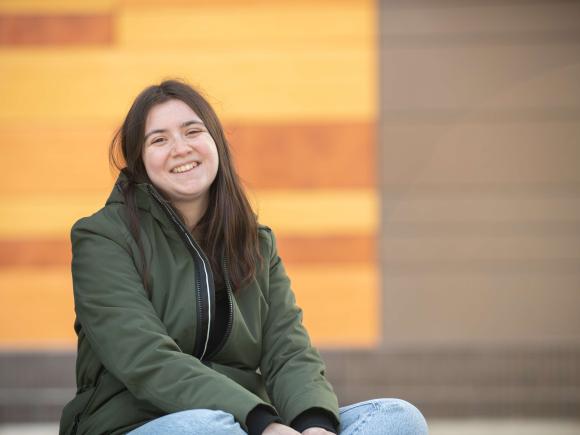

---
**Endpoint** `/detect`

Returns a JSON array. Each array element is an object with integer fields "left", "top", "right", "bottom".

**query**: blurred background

[{"left": 0, "top": 0, "right": 579, "bottom": 433}]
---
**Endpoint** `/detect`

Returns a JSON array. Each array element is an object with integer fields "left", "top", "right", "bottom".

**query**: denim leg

[
  {"left": 339, "top": 398, "right": 428, "bottom": 435},
  {"left": 126, "top": 409, "right": 247, "bottom": 435}
]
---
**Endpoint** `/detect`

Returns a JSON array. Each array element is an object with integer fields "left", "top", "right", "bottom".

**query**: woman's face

[{"left": 142, "top": 99, "right": 219, "bottom": 207}]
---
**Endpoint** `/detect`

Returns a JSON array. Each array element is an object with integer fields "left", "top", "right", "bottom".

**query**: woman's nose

[{"left": 171, "top": 136, "right": 192, "bottom": 156}]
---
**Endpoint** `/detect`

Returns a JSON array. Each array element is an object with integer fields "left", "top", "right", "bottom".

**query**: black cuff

[
  {"left": 246, "top": 404, "right": 282, "bottom": 435},
  {"left": 290, "top": 407, "right": 338, "bottom": 434}
]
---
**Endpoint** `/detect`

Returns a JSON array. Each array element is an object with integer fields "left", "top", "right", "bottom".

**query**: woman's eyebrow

[{"left": 144, "top": 120, "right": 205, "bottom": 141}]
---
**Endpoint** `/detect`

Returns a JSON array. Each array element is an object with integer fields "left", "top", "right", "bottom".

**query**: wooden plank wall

[
  {"left": 379, "top": 0, "right": 580, "bottom": 347},
  {"left": 0, "top": 0, "right": 379, "bottom": 348}
]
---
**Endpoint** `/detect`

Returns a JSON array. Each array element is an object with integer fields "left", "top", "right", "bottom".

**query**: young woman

[{"left": 59, "top": 80, "right": 428, "bottom": 435}]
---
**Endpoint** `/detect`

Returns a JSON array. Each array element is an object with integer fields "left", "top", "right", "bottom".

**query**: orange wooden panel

[
  {"left": 0, "top": 235, "right": 374, "bottom": 267},
  {"left": 0, "top": 267, "right": 75, "bottom": 345},
  {"left": 288, "top": 264, "right": 379, "bottom": 347},
  {"left": 0, "top": 121, "right": 374, "bottom": 194},
  {"left": 0, "top": 264, "right": 378, "bottom": 347},
  {"left": 0, "top": 13, "right": 113, "bottom": 45}
]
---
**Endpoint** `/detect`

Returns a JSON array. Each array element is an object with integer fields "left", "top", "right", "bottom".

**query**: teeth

[{"left": 172, "top": 162, "right": 199, "bottom": 173}]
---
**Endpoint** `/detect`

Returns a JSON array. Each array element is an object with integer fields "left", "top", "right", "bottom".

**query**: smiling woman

[{"left": 59, "top": 79, "right": 428, "bottom": 435}]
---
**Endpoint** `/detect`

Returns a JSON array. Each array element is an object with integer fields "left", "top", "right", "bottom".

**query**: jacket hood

[
  {"left": 106, "top": 172, "right": 155, "bottom": 206},
  {"left": 106, "top": 172, "right": 180, "bottom": 236}
]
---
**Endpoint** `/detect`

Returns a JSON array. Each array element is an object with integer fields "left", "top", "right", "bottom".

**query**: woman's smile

[{"left": 171, "top": 161, "right": 200, "bottom": 174}]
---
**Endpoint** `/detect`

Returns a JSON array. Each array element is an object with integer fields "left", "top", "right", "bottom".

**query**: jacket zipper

[
  {"left": 146, "top": 185, "right": 214, "bottom": 361},
  {"left": 205, "top": 253, "right": 234, "bottom": 360}
]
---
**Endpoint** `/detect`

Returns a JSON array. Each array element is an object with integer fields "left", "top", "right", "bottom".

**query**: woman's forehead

[{"left": 145, "top": 99, "right": 202, "bottom": 129}]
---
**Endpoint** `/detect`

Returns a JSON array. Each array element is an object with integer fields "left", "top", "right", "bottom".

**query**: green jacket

[{"left": 59, "top": 177, "right": 339, "bottom": 435}]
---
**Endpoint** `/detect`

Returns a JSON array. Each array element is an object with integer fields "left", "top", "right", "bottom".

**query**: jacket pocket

[
  {"left": 59, "top": 386, "right": 97, "bottom": 435},
  {"left": 209, "top": 361, "right": 270, "bottom": 402}
]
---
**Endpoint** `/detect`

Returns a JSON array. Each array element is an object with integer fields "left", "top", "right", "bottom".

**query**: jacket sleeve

[
  {"left": 258, "top": 228, "right": 340, "bottom": 426},
  {"left": 71, "top": 215, "right": 273, "bottom": 430}
]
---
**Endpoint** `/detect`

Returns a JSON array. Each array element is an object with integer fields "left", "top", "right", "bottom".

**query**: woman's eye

[
  {"left": 186, "top": 130, "right": 201, "bottom": 136},
  {"left": 151, "top": 137, "right": 165, "bottom": 145}
]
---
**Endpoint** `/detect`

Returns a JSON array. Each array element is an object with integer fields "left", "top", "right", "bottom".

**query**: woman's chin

[{"left": 168, "top": 189, "right": 209, "bottom": 205}]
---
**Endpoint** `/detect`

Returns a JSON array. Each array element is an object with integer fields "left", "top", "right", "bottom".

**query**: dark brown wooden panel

[
  {"left": 0, "top": 235, "right": 375, "bottom": 267},
  {"left": 226, "top": 122, "right": 375, "bottom": 189},
  {"left": 381, "top": 1, "right": 580, "bottom": 44},
  {"left": 1, "top": 121, "right": 374, "bottom": 193},
  {"left": 0, "top": 14, "right": 113, "bottom": 46},
  {"left": 277, "top": 235, "right": 375, "bottom": 264},
  {"left": 0, "top": 239, "right": 71, "bottom": 268}
]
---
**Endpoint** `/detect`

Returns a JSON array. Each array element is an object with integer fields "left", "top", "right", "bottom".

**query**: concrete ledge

[{"left": 1, "top": 346, "right": 579, "bottom": 422}]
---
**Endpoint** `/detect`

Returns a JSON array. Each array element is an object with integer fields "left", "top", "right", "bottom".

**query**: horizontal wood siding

[{"left": 0, "top": 0, "right": 378, "bottom": 348}]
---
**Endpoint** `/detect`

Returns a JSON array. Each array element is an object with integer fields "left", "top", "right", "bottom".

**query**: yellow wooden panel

[
  {"left": 0, "top": 264, "right": 378, "bottom": 348},
  {"left": 118, "top": 2, "right": 375, "bottom": 50},
  {"left": 0, "top": 0, "right": 115, "bottom": 13},
  {"left": 0, "top": 194, "right": 109, "bottom": 239},
  {"left": 0, "top": 48, "right": 375, "bottom": 122},
  {"left": 0, "top": 190, "right": 378, "bottom": 237},
  {"left": 252, "top": 190, "right": 379, "bottom": 236},
  {"left": 0, "top": 121, "right": 115, "bottom": 195}
]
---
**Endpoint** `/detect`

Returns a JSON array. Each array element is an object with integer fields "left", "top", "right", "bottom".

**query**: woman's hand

[
  {"left": 262, "top": 422, "right": 300, "bottom": 435},
  {"left": 302, "top": 429, "right": 335, "bottom": 435}
]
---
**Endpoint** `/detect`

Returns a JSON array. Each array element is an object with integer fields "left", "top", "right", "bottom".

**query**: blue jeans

[{"left": 127, "top": 398, "right": 428, "bottom": 434}]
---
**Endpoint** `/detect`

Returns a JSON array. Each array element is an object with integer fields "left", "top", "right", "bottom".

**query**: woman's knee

[
  {"left": 371, "top": 398, "right": 428, "bottom": 435},
  {"left": 177, "top": 409, "right": 246, "bottom": 435}
]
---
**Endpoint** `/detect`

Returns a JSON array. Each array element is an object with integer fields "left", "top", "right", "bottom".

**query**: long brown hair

[{"left": 109, "top": 79, "right": 261, "bottom": 293}]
